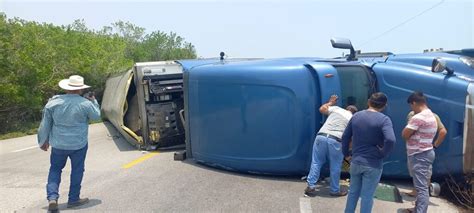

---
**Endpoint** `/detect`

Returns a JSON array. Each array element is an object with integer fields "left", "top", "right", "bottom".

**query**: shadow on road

[
  {"left": 42, "top": 198, "right": 102, "bottom": 212},
  {"left": 179, "top": 157, "right": 304, "bottom": 183},
  {"left": 103, "top": 122, "right": 136, "bottom": 152}
]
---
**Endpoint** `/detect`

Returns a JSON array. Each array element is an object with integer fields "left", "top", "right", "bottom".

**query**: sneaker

[
  {"left": 304, "top": 186, "right": 317, "bottom": 197},
  {"left": 329, "top": 189, "right": 348, "bottom": 197},
  {"left": 48, "top": 200, "right": 58, "bottom": 211},
  {"left": 67, "top": 198, "right": 89, "bottom": 208}
]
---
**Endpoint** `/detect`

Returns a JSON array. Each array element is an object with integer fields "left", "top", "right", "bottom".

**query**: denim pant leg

[
  {"left": 47, "top": 148, "right": 69, "bottom": 201},
  {"left": 345, "top": 163, "right": 363, "bottom": 213},
  {"left": 307, "top": 136, "right": 328, "bottom": 188},
  {"left": 411, "top": 150, "right": 435, "bottom": 213},
  {"left": 359, "top": 166, "right": 382, "bottom": 213},
  {"left": 407, "top": 156, "right": 414, "bottom": 177},
  {"left": 68, "top": 145, "right": 88, "bottom": 203},
  {"left": 327, "top": 139, "right": 344, "bottom": 193}
]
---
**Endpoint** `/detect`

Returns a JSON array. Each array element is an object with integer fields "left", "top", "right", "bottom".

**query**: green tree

[{"left": 0, "top": 14, "right": 196, "bottom": 135}]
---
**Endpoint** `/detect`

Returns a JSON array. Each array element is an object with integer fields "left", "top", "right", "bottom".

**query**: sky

[{"left": 1, "top": 0, "right": 473, "bottom": 59}]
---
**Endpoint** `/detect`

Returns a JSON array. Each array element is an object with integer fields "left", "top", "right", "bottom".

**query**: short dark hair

[
  {"left": 369, "top": 92, "right": 387, "bottom": 109},
  {"left": 407, "top": 91, "right": 427, "bottom": 104},
  {"left": 346, "top": 105, "right": 358, "bottom": 114}
]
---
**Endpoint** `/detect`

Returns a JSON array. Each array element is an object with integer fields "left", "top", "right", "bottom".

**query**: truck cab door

[
  {"left": 305, "top": 62, "right": 376, "bottom": 173},
  {"left": 304, "top": 63, "right": 342, "bottom": 117},
  {"left": 305, "top": 63, "right": 376, "bottom": 119}
]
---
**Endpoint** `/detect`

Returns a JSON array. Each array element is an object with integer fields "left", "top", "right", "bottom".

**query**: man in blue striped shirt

[{"left": 37, "top": 75, "right": 100, "bottom": 211}]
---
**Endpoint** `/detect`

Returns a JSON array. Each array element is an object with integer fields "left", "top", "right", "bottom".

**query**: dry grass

[{"left": 442, "top": 174, "right": 474, "bottom": 211}]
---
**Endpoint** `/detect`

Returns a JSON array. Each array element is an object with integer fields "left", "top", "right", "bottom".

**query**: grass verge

[
  {"left": 0, "top": 122, "right": 39, "bottom": 140},
  {"left": 0, "top": 120, "right": 103, "bottom": 140}
]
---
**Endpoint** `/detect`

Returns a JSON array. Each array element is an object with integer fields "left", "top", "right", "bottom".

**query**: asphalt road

[{"left": 0, "top": 122, "right": 459, "bottom": 212}]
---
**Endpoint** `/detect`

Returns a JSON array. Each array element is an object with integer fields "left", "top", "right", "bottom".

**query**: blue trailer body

[{"left": 179, "top": 47, "right": 474, "bottom": 178}]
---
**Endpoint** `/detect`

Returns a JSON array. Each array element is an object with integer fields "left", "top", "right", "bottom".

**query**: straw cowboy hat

[{"left": 58, "top": 75, "right": 90, "bottom": 90}]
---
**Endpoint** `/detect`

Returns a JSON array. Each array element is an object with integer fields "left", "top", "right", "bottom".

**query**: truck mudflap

[{"left": 464, "top": 83, "right": 474, "bottom": 175}]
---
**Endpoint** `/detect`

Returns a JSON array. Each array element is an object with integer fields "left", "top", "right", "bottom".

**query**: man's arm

[
  {"left": 402, "top": 128, "right": 415, "bottom": 141},
  {"left": 85, "top": 95, "right": 101, "bottom": 121},
  {"left": 319, "top": 95, "right": 338, "bottom": 115},
  {"left": 434, "top": 128, "right": 447, "bottom": 148},
  {"left": 37, "top": 107, "right": 52, "bottom": 151},
  {"left": 402, "top": 115, "right": 421, "bottom": 141},
  {"left": 381, "top": 117, "right": 395, "bottom": 158},
  {"left": 342, "top": 118, "right": 353, "bottom": 157},
  {"left": 433, "top": 114, "right": 447, "bottom": 148}
]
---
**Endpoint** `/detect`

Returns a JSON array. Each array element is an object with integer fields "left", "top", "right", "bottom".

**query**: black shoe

[
  {"left": 67, "top": 198, "right": 89, "bottom": 208},
  {"left": 329, "top": 189, "right": 348, "bottom": 197},
  {"left": 48, "top": 200, "right": 58, "bottom": 211},
  {"left": 304, "top": 186, "right": 317, "bottom": 197}
]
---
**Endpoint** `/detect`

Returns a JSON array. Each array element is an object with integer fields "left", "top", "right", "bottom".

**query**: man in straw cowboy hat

[{"left": 37, "top": 75, "right": 100, "bottom": 211}]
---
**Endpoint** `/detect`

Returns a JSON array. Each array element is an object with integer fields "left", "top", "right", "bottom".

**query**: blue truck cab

[{"left": 179, "top": 39, "right": 474, "bottom": 178}]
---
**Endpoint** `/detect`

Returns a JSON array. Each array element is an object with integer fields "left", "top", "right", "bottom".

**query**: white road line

[
  {"left": 12, "top": 146, "right": 38, "bottom": 153},
  {"left": 299, "top": 197, "right": 313, "bottom": 213}
]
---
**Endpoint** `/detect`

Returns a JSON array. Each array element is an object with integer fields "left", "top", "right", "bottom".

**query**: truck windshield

[{"left": 334, "top": 65, "right": 374, "bottom": 111}]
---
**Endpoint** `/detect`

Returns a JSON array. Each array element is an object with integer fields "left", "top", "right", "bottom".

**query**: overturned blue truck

[{"left": 102, "top": 38, "right": 474, "bottom": 181}]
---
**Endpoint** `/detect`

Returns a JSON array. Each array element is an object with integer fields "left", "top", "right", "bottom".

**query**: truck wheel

[{"left": 429, "top": 182, "right": 441, "bottom": 197}]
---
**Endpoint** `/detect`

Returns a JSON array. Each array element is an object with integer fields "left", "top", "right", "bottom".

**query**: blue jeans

[
  {"left": 344, "top": 163, "right": 382, "bottom": 213},
  {"left": 306, "top": 135, "right": 344, "bottom": 193},
  {"left": 409, "top": 149, "right": 435, "bottom": 213},
  {"left": 47, "top": 144, "right": 88, "bottom": 203}
]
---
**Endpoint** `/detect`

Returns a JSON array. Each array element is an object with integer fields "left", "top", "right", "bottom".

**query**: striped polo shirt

[{"left": 405, "top": 108, "right": 438, "bottom": 156}]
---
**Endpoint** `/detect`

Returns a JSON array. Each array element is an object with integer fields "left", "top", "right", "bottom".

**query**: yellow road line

[{"left": 122, "top": 152, "right": 159, "bottom": 169}]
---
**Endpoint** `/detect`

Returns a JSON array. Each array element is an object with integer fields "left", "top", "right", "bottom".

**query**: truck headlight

[{"left": 460, "top": 56, "right": 474, "bottom": 69}]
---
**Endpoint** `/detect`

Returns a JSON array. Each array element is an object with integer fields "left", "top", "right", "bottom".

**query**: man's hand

[
  {"left": 83, "top": 91, "right": 96, "bottom": 101},
  {"left": 344, "top": 156, "right": 352, "bottom": 162},
  {"left": 329, "top": 95, "right": 338, "bottom": 105},
  {"left": 86, "top": 95, "right": 96, "bottom": 101},
  {"left": 40, "top": 142, "right": 49, "bottom": 151},
  {"left": 320, "top": 95, "right": 338, "bottom": 115},
  {"left": 86, "top": 93, "right": 96, "bottom": 101}
]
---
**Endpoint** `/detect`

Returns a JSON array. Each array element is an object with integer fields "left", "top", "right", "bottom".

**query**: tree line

[{"left": 0, "top": 13, "right": 197, "bottom": 135}]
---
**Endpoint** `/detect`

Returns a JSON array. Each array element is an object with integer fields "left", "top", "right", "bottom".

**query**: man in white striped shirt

[{"left": 402, "top": 91, "right": 437, "bottom": 213}]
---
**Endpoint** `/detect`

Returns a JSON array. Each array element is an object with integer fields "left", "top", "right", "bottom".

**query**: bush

[{"left": 0, "top": 14, "right": 196, "bottom": 135}]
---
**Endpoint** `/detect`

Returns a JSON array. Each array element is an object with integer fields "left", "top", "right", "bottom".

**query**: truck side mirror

[
  {"left": 330, "top": 37, "right": 356, "bottom": 61},
  {"left": 432, "top": 57, "right": 454, "bottom": 75},
  {"left": 331, "top": 38, "right": 353, "bottom": 49}
]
